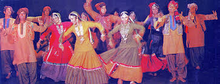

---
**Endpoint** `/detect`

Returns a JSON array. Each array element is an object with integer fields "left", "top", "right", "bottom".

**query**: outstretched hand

[
  {"left": 212, "top": 10, "right": 218, "bottom": 20},
  {"left": 213, "top": 11, "right": 217, "bottom": 16}
]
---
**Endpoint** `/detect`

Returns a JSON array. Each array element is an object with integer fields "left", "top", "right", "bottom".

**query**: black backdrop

[{"left": 0, "top": 0, "right": 219, "bottom": 78}]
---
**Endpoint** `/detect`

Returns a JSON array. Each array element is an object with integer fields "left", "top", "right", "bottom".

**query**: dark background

[{"left": 0, "top": 0, "right": 219, "bottom": 83}]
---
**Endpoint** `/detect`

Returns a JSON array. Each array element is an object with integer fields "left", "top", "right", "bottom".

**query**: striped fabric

[
  {"left": 17, "top": 62, "right": 37, "bottom": 84},
  {"left": 65, "top": 65, "right": 108, "bottom": 84}
]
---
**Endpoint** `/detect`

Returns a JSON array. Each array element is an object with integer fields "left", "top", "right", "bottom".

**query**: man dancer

[
  {"left": 184, "top": 3, "right": 217, "bottom": 70},
  {"left": 0, "top": 6, "right": 15, "bottom": 79},
  {"left": 84, "top": 0, "right": 121, "bottom": 53},
  {"left": 9, "top": 7, "right": 47, "bottom": 84}
]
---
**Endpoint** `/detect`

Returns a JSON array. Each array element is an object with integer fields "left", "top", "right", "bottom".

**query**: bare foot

[
  {"left": 130, "top": 81, "right": 136, "bottom": 84},
  {"left": 153, "top": 73, "right": 157, "bottom": 76},
  {"left": 6, "top": 72, "right": 11, "bottom": 79},
  {"left": 178, "top": 77, "right": 186, "bottom": 82},
  {"left": 196, "top": 66, "right": 200, "bottom": 70},
  {"left": 118, "top": 79, "right": 123, "bottom": 84},
  {"left": 16, "top": 71, "right": 19, "bottom": 77},
  {"left": 169, "top": 77, "right": 176, "bottom": 82}
]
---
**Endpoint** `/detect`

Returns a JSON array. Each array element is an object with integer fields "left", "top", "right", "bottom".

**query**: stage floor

[{"left": 1, "top": 59, "right": 219, "bottom": 84}]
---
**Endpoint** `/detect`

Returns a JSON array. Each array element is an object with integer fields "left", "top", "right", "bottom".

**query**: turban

[
  {"left": 95, "top": 2, "right": 106, "bottom": 11},
  {"left": 168, "top": 0, "right": 178, "bottom": 9},
  {"left": 187, "top": 3, "right": 198, "bottom": 10},
  {"left": 17, "top": 7, "right": 29, "bottom": 15}
]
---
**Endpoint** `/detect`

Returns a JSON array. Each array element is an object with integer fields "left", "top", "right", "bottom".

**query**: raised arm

[
  {"left": 204, "top": 11, "right": 218, "bottom": 20},
  {"left": 143, "top": 16, "right": 150, "bottom": 25},
  {"left": 154, "top": 16, "right": 166, "bottom": 29},
  {"left": 86, "top": 21, "right": 104, "bottom": 33},
  {"left": 63, "top": 25, "right": 74, "bottom": 38},
  {"left": 32, "top": 22, "right": 47, "bottom": 33},
  {"left": 27, "top": 16, "right": 42, "bottom": 23},
  {"left": 83, "top": 1, "right": 100, "bottom": 21}
]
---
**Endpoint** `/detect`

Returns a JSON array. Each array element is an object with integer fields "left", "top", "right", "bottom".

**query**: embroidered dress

[
  {"left": 100, "top": 23, "right": 145, "bottom": 83},
  {"left": 141, "top": 16, "right": 164, "bottom": 73},
  {"left": 64, "top": 21, "right": 108, "bottom": 84},
  {"left": 40, "top": 22, "right": 73, "bottom": 82}
]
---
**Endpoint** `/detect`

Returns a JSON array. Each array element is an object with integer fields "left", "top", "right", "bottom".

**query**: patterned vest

[{"left": 163, "top": 14, "right": 183, "bottom": 35}]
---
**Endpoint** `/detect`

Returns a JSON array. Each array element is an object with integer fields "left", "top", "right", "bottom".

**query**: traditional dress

[
  {"left": 185, "top": 13, "right": 217, "bottom": 68},
  {"left": 40, "top": 22, "right": 73, "bottom": 82},
  {"left": 161, "top": 14, "right": 187, "bottom": 79},
  {"left": 64, "top": 21, "right": 108, "bottom": 84},
  {"left": 0, "top": 18, "right": 15, "bottom": 75},
  {"left": 12, "top": 20, "right": 47, "bottom": 84},
  {"left": 84, "top": 2, "right": 121, "bottom": 53},
  {"left": 141, "top": 16, "right": 164, "bottom": 73},
  {"left": 100, "top": 23, "right": 145, "bottom": 83}
]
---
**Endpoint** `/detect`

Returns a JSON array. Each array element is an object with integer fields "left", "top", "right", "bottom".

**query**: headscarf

[
  {"left": 68, "top": 11, "right": 81, "bottom": 20},
  {"left": 52, "top": 12, "right": 62, "bottom": 24},
  {"left": 120, "top": 11, "right": 128, "bottom": 17},
  {"left": 95, "top": 2, "right": 106, "bottom": 11},
  {"left": 148, "top": 2, "right": 159, "bottom": 17},
  {"left": 14, "top": 7, "right": 29, "bottom": 24}
]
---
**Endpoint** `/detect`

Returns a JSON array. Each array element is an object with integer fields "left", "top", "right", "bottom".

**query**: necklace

[
  {"left": 56, "top": 24, "right": 63, "bottom": 34},
  {"left": 18, "top": 22, "right": 27, "bottom": 38},
  {"left": 75, "top": 24, "right": 84, "bottom": 44},
  {"left": 120, "top": 23, "right": 130, "bottom": 43}
]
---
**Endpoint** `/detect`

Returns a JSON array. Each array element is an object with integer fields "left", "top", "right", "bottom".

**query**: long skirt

[
  {"left": 65, "top": 49, "right": 109, "bottom": 84},
  {"left": 100, "top": 47, "right": 143, "bottom": 83},
  {"left": 141, "top": 54, "right": 163, "bottom": 73},
  {"left": 40, "top": 62, "right": 67, "bottom": 82}
]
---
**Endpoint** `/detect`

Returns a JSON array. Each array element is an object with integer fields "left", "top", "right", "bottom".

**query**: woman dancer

[
  {"left": 141, "top": 2, "right": 165, "bottom": 76},
  {"left": 100, "top": 11, "right": 145, "bottom": 84},
  {"left": 38, "top": 12, "right": 73, "bottom": 82},
  {"left": 63, "top": 11, "right": 108, "bottom": 84}
]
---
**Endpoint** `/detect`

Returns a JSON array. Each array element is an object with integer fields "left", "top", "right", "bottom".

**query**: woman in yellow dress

[{"left": 61, "top": 11, "right": 108, "bottom": 84}]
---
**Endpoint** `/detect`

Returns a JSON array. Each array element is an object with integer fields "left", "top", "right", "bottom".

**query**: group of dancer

[{"left": 0, "top": 0, "right": 218, "bottom": 84}]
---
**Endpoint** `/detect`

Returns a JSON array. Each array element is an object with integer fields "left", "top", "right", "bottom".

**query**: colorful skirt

[
  {"left": 40, "top": 62, "right": 67, "bottom": 82},
  {"left": 100, "top": 47, "right": 143, "bottom": 83},
  {"left": 141, "top": 54, "right": 163, "bottom": 73},
  {"left": 65, "top": 49, "right": 108, "bottom": 84},
  {"left": 43, "top": 44, "right": 73, "bottom": 63}
]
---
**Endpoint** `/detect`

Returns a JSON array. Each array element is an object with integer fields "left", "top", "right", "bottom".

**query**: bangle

[{"left": 101, "top": 34, "right": 105, "bottom": 37}]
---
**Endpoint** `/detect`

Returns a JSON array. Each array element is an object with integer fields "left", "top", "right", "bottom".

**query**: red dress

[
  {"left": 40, "top": 22, "right": 73, "bottom": 63},
  {"left": 40, "top": 22, "right": 74, "bottom": 82}
]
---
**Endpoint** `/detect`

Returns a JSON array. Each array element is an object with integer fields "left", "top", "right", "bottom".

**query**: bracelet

[{"left": 101, "top": 34, "right": 105, "bottom": 37}]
